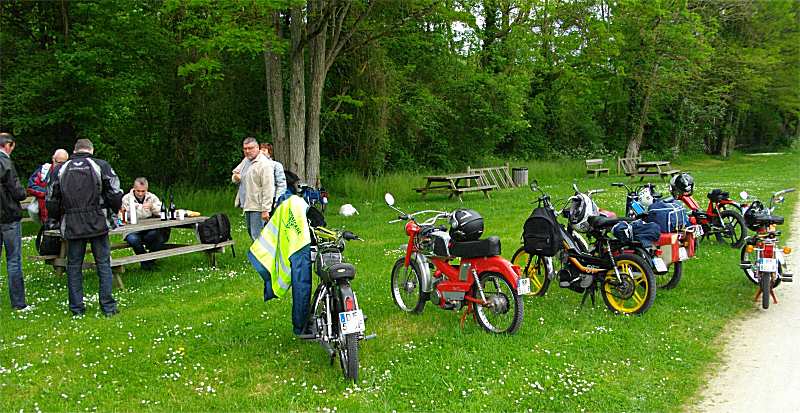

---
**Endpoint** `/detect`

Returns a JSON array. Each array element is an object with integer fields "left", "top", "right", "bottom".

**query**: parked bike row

[{"left": 293, "top": 172, "right": 794, "bottom": 381}]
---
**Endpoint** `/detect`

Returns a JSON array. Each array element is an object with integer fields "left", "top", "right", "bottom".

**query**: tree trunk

[
  {"left": 305, "top": 0, "right": 327, "bottom": 187},
  {"left": 288, "top": 6, "right": 306, "bottom": 178},
  {"left": 264, "top": 12, "right": 288, "bottom": 164},
  {"left": 60, "top": 0, "right": 69, "bottom": 45},
  {"left": 625, "top": 64, "right": 659, "bottom": 158}
]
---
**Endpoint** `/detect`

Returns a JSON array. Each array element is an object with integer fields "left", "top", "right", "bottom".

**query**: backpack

[
  {"left": 36, "top": 220, "right": 62, "bottom": 256},
  {"left": 612, "top": 220, "right": 662, "bottom": 248},
  {"left": 522, "top": 207, "right": 562, "bottom": 257},
  {"left": 198, "top": 213, "right": 232, "bottom": 244}
]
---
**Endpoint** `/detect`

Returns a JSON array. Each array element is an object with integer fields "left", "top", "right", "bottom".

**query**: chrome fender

[{"left": 411, "top": 252, "right": 434, "bottom": 293}]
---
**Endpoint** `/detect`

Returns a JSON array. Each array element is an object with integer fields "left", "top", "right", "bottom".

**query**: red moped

[
  {"left": 671, "top": 176, "right": 747, "bottom": 248},
  {"left": 384, "top": 193, "right": 527, "bottom": 334}
]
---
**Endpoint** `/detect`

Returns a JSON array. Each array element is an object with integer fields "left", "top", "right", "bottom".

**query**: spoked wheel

[
  {"left": 759, "top": 271, "right": 772, "bottom": 310},
  {"left": 717, "top": 210, "right": 747, "bottom": 248},
  {"left": 390, "top": 258, "right": 428, "bottom": 313},
  {"left": 308, "top": 285, "right": 329, "bottom": 338},
  {"left": 471, "top": 272, "right": 524, "bottom": 334},
  {"left": 601, "top": 253, "right": 656, "bottom": 315},
  {"left": 511, "top": 247, "right": 551, "bottom": 296},
  {"left": 338, "top": 333, "right": 359, "bottom": 381},
  {"left": 657, "top": 260, "right": 683, "bottom": 290},
  {"left": 740, "top": 240, "right": 759, "bottom": 285}
]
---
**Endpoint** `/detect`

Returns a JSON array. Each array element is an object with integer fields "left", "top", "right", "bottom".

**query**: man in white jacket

[
  {"left": 120, "top": 177, "right": 169, "bottom": 270},
  {"left": 232, "top": 137, "right": 275, "bottom": 240}
]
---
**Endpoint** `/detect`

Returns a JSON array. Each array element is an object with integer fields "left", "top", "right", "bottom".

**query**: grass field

[{"left": 2, "top": 152, "right": 798, "bottom": 412}]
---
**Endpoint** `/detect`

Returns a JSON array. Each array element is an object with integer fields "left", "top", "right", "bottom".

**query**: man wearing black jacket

[
  {"left": 47, "top": 139, "right": 124, "bottom": 316},
  {"left": 0, "top": 133, "right": 28, "bottom": 310}
]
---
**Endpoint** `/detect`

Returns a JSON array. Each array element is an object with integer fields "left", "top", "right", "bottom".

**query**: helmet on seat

[
  {"left": 567, "top": 193, "right": 599, "bottom": 233},
  {"left": 449, "top": 209, "right": 484, "bottom": 242},
  {"left": 638, "top": 186, "right": 655, "bottom": 209},
  {"left": 670, "top": 173, "right": 694, "bottom": 197}
]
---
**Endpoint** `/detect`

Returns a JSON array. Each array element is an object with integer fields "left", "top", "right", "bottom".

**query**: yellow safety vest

[{"left": 249, "top": 195, "right": 311, "bottom": 298}]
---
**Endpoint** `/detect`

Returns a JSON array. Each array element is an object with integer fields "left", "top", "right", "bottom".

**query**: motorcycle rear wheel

[
  {"left": 338, "top": 333, "right": 359, "bottom": 382},
  {"left": 511, "top": 247, "right": 551, "bottom": 296},
  {"left": 601, "top": 253, "right": 656, "bottom": 315},
  {"left": 760, "top": 271, "right": 771, "bottom": 310},
  {"left": 472, "top": 272, "right": 524, "bottom": 334},
  {"left": 657, "top": 260, "right": 682, "bottom": 290}
]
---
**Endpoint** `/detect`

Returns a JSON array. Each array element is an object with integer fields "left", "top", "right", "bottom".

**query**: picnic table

[
  {"left": 634, "top": 161, "right": 680, "bottom": 181},
  {"left": 32, "top": 216, "right": 234, "bottom": 288},
  {"left": 415, "top": 173, "right": 496, "bottom": 202}
]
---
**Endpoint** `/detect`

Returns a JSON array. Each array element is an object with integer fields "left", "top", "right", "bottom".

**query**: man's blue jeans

[
  {"left": 245, "top": 211, "right": 266, "bottom": 241},
  {"left": 67, "top": 235, "right": 117, "bottom": 315},
  {"left": 0, "top": 221, "right": 26, "bottom": 309},
  {"left": 125, "top": 229, "right": 169, "bottom": 269},
  {"left": 248, "top": 245, "right": 311, "bottom": 335}
]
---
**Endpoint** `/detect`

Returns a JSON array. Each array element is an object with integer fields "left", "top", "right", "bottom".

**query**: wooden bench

[
  {"left": 417, "top": 173, "right": 497, "bottom": 202},
  {"left": 617, "top": 156, "right": 641, "bottom": 176},
  {"left": 660, "top": 169, "right": 681, "bottom": 178},
  {"left": 451, "top": 185, "right": 495, "bottom": 199},
  {"left": 585, "top": 159, "right": 609, "bottom": 177}
]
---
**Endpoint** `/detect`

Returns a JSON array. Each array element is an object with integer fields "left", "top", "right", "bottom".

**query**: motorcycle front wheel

[
  {"left": 338, "top": 333, "right": 359, "bottom": 381},
  {"left": 511, "top": 247, "right": 551, "bottom": 296},
  {"left": 471, "top": 272, "right": 524, "bottom": 334},
  {"left": 390, "top": 258, "right": 428, "bottom": 313},
  {"left": 601, "top": 253, "right": 656, "bottom": 315}
]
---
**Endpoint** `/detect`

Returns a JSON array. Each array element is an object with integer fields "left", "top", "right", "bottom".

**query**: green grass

[{"left": 2, "top": 153, "right": 798, "bottom": 411}]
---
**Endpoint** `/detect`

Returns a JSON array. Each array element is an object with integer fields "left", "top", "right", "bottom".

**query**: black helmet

[
  {"left": 449, "top": 209, "right": 484, "bottom": 242},
  {"left": 670, "top": 173, "right": 694, "bottom": 197}
]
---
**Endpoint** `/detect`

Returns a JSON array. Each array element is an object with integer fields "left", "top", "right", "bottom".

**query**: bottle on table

[
  {"left": 169, "top": 193, "right": 177, "bottom": 220},
  {"left": 160, "top": 195, "right": 168, "bottom": 221}
]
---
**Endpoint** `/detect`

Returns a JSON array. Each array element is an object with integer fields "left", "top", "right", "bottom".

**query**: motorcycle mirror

[
  {"left": 384, "top": 193, "right": 395, "bottom": 206},
  {"left": 740, "top": 191, "right": 749, "bottom": 200},
  {"left": 529, "top": 180, "right": 539, "bottom": 192},
  {"left": 777, "top": 196, "right": 785, "bottom": 203}
]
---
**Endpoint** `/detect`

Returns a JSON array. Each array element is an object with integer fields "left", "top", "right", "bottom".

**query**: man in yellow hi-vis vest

[{"left": 248, "top": 194, "right": 312, "bottom": 335}]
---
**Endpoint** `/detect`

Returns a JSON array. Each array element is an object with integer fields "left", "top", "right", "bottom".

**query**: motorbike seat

[
  {"left": 319, "top": 262, "right": 356, "bottom": 282},
  {"left": 450, "top": 236, "right": 501, "bottom": 258},
  {"left": 588, "top": 215, "right": 633, "bottom": 230},
  {"left": 707, "top": 189, "right": 729, "bottom": 202},
  {"left": 752, "top": 214, "right": 784, "bottom": 227}
]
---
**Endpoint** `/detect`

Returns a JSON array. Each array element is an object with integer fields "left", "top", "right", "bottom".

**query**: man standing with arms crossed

[
  {"left": 0, "top": 132, "right": 29, "bottom": 311},
  {"left": 47, "top": 139, "right": 124, "bottom": 316},
  {"left": 232, "top": 137, "right": 275, "bottom": 240}
]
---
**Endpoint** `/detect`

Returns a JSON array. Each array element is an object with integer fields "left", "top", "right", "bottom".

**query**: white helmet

[
  {"left": 638, "top": 186, "right": 655, "bottom": 209},
  {"left": 567, "top": 193, "right": 599, "bottom": 233}
]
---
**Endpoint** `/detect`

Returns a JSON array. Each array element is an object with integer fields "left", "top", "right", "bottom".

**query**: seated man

[{"left": 120, "top": 177, "right": 170, "bottom": 270}]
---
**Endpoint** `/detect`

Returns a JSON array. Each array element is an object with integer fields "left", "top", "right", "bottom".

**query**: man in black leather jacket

[
  {"left": 47, "top": 139, "right": 124, "bottom": 316},
  {"left": 0, "top": 132, "right": 29, "bottom": 310}
]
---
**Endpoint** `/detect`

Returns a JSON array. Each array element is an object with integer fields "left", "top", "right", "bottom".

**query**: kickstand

[
  {"left": 754, "top": 288, "right": 780, "bottom": 304},
  {"left": 580, "top": 285, "right": 596, "bottom": 308},
  {"left": 459, "top": 303, "right": 474, "bottom": 329}
]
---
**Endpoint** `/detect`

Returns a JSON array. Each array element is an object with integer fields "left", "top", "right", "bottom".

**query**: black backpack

[
  {"left": 36, "top": 220, "right": 62, "bottom": 256},
  {"left": 198, "top": 213, "right": 232, "bottom": 244},
  {"left": 522, "top": 207, "right": 562, "bottom": 257}
]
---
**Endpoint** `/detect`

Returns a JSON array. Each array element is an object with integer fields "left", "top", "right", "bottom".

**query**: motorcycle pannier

[{"left": 522, "top": 207, "right": 562, "bottom": 257}]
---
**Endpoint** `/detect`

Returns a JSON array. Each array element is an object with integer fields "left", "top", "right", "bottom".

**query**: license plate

[
  {"left": 678, "top": 247, "right": 688, "bottom": 261},
  {"left": 652, "top": 257, "right": 668, "bottom": 273},
  {"left": 339, "top": 310, "right": 365, "bottom": 335},
  {"left": 517, "top": 277, "right": 531, "bottom": 295},
  {"left": 758, "top": 258, "right": 778, "bottom": 273}
]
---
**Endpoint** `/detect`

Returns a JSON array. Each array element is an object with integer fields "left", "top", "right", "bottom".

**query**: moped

[
  {"left": 673, "top": 186, "right": 746, "bottom": 248},
  {"left": 739, "top": 188, "right": 795, "bottom": 309},
  {"left": 384, "top": 193, "right": 526, "bottom": 334}
]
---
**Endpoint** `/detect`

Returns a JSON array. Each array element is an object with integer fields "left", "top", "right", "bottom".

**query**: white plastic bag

[{"left": 339, "top": 204, "right": 359, "bottom": 217}]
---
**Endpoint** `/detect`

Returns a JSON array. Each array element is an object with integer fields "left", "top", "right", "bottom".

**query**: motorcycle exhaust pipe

[
  {"left": 363, "top": 333, "right": 378, "bottom": 341},
  {"left": 739, "top": 262, "right": 753, "bottom": 270},
  {"left": 781, "top": 273, "right": 793, "bottom": 282}
]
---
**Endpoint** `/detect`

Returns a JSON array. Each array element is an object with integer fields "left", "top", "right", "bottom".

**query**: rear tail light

[
  {"left": 345, "top": 296, "right": 355, "bottom": 312},
  {"left": 763, "top": 244, "right": 775, "bottom": 259}
]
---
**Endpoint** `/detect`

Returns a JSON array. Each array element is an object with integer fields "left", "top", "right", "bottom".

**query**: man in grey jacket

[
  {"left": 0, "top": 133, "right": 29, "bottom": 310},
  {"left": 232, "top": 137, "right": 275, "bottom": 240}
]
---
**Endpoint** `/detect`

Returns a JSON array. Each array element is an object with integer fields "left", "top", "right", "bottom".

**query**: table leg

[
  {"left": 421, "top": 180, "right": 432, "bottom": 198},
  {"left": 112, "top": 267, "right": 125, "bottom": 289}
]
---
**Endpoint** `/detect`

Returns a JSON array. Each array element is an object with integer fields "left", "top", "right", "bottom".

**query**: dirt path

[{"left": 692, "top": 200, "right": 800, "bottom": 412}]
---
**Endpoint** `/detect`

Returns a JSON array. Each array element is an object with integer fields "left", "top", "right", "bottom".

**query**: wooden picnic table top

[
  {"left": 45, "top": 216, "right": 207, "bottom": 238},
  {"left": 424, "top": 173, "right": 482, "bottom": 181},
  {"left": 637, "top": 160, "right": 671, "bottom": 167}
]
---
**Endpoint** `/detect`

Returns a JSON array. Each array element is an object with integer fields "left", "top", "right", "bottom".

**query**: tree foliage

[{"left": 1, "top": 0, "right": 797, "bottom": 185}]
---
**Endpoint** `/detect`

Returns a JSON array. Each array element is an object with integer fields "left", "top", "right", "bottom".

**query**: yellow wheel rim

[
  {"left": 603, "top": 259, "right": 650, "bottom": 314},
  {"left": 512, "top": 250, "right": 545, "bottom": 295}
]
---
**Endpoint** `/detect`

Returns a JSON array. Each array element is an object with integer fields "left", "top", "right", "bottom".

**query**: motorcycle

[
  {"left": 384, "top": 193, "right": 526, "bottom": 334},
  {"left": 672, "top": 179, "right": 746, "bottom": 248},
  {"left": 305, "top": 224, "right": 375, "bottom": 381},
  {"left": 738, "top": 188, "right": 795, "bottom": 309},
  {"left": 510, "top": 181, "right": 657, "bottom": 315},
  {"left": 607, "top": 182, "right": 699, "bottom": 290}
]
